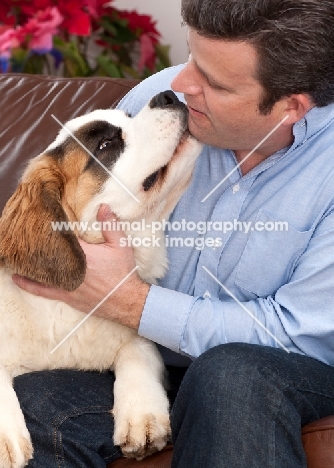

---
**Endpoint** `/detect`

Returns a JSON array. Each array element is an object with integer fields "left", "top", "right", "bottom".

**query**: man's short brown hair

[{"left": 182, "top": 0, "right": 334, "bottom": 114}]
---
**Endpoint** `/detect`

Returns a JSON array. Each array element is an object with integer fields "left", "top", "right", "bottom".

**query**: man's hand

[{"left": 12, "top": 205, "right": 150, "bottom": 330}]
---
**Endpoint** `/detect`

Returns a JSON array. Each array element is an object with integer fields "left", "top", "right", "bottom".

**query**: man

[{"left": 14, "top": 0, "right": 334, "bottom": 466}]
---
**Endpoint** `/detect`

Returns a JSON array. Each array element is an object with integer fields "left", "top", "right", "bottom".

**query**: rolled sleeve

[{"left": 138, "top": 284, "right": 198, "bottom": 354}]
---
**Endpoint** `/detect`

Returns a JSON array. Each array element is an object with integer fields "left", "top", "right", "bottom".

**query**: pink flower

[
  {"left": 138, "top": 33, "right": 156, "bottom": 71},
  {"left": 0, "top": 27, "right": 20, "bottom": 59},
  {"left": 24, "top": 7, "right": 64, "bottom": 53}
]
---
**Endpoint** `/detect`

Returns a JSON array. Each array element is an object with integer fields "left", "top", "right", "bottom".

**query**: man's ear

[
  {"left": 281, "top": 94, "right": 315, "bottom": 125},
  {"left": 0, "top": 156, "right": 86, "bottom": 291}
]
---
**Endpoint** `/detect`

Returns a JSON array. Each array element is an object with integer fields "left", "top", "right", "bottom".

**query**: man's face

[{"left": 171, "top": 28, "right": 293, "bottom": 159}]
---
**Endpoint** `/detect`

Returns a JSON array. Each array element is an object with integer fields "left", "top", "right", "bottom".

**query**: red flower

[
  {"left": 56, "top": 0, "right": 91, "bottom": 36},
  {"left": 19, "top": 1, "right": 56, "bottom": 19},
  {"left": 117, "top": 10, "right": 160, "bottom": 43},
  {"left": 84, "top": 0, "right": 112, "bottom": 19},
  {"left": 0, "top": 1, "right": 16, "bottom": 26}
]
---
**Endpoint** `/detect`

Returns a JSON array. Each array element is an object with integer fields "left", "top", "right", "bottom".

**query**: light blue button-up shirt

[{"left": 117, "top": 64, "right": 334, "bottom": 367}]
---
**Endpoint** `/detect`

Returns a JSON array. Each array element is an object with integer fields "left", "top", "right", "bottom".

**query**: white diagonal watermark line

[
  {"left": 201, "top": 115, "right": 290, "bottom": 202},
  {"left": 50, "top": 265, "right": 139, "bottom": 354},
  {"left": 202, "top": 266, "right": 290, "bottom": 353},
  {"left": 51, "top": 114, "right": 140, "bottom": 203}
]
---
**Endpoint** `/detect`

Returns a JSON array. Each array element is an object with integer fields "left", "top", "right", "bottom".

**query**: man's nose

[{"left": 171, "top": 62, "right": 202, "bottom": 95}]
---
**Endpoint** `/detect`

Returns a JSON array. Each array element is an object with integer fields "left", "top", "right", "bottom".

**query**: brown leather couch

[{"left": 1, "top": 73, "right": 333, "bottom": 467}]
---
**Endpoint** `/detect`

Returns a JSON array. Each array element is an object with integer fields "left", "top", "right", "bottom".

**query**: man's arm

[{"left": 137, "top": 211, "right": 334, "bottom": 365}]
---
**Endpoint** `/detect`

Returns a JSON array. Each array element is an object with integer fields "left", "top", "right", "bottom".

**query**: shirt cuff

[{"left": 138, "top": 284, "right": 196, "bottom": 353}]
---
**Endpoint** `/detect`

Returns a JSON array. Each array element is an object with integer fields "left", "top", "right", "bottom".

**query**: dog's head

[{"left": 0, "top": 91, "right": 202, "bottom": 290}]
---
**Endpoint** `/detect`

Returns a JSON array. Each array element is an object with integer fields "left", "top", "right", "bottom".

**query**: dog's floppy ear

[{"left": 0, "top": 156, "right": 86, "bottom": 291}]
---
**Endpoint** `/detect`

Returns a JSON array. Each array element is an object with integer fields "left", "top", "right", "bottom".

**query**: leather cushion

[
  {"left": 107, "top": 445, "right": 173, "bottom": 468},
  {"left": 302, "top": 416, "right": 334, "bottom": 468},
  {"left": 106, "top": 417, "right": 334, "bottom": 468}
]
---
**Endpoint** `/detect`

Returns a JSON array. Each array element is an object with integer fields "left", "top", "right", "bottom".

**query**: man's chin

[
  {"left": 188, "top": 121, "right": 213, "bottom": 146},
  {"left": 187, "top": 117, "right": 206, "bottom": 140}
]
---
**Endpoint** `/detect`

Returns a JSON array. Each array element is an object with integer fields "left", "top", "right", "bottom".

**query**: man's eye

[
  {"left": 99, "top": 139, "right": 112, "bottom": 150},
  {"left": 207, "top": 80, "right": 225, "bottom": 91}
]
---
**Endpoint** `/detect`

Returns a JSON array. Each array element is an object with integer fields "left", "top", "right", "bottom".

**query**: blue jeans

[
  {"left": 14, "top": 370, "right": 122, "bottom": 467},
  {"left": 171, "top": 343, "right": 334, "bottom": 467},
  {"left": 13, "top": 366, "right": 186, "bottom": 467},
  {"left": 13, "top": 344, "right": 334, "bottom": 467}
]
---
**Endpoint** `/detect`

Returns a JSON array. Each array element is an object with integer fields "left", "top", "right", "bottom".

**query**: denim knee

[
  {"left": 171, "top": 344, "right": 334, "bottom": 468},
  {"left": 171, "top": 343, "right": 295, "bottom": 466},
  {"left": 14, "top": 369, "right": 115, "bottom": 424},
  {"left": 13, "top": 370, "right": 120, "bottom": 467},
  {"left": 182, "top": 342, "right": 304, "bottom": 395},
  {"left": 173, "top": 342, "right": 334, "bottom": 422}
]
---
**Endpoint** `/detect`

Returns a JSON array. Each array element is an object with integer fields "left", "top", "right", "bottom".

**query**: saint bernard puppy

[{"left": 0, "top": 91, "right": 202, "bottom": 468}]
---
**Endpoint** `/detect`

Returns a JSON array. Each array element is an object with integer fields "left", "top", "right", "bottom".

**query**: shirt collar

[
  {"left": 293, "top": 102, "right": 334, "bottom": 147},
  {"left": 242, "top": 103, "right": 334, "bottom": 180},
  {"left": 226, "top": 103, "right": 334, "bottom": 183}
]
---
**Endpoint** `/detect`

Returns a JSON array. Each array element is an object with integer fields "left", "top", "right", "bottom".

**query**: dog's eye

[{"left": 99, "top": 139, "right": 112, "bottom": 150}]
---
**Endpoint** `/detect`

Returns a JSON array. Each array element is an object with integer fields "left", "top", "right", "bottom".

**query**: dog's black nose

[{"left": 149, "top": 91, "right": 180, "bottom": 109}]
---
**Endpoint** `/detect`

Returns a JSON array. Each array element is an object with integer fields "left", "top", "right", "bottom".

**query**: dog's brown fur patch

[
  {"left": 60, "top": 148, "right": 104, "bottom": 228},
  {"left": 0, "top": 155, "right": 86, "bottom": 291}
]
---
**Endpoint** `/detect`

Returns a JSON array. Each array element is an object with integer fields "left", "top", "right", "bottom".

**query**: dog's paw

[
  {"left": 113, "top": 410, "right": 171, "bottom": 460},
  {"left": 0, "top": 426, "right": 33, "bottom": 468}
]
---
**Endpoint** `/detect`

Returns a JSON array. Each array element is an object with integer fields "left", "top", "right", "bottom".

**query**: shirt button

[{"left": 232, "top": 184, "right": 240, "bottom": 193}]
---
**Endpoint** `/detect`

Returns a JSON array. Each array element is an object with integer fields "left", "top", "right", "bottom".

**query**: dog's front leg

[
  {"left": 0, "top": 366, "right": 33, "bottom": 468},
  {"left": 112, "top": 337, "right": 170, "bottom": 460}
]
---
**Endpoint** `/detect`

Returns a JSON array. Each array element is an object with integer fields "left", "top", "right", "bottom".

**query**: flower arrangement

[{"left": 0, "top": 0, "right": 171, "bottom": 78}]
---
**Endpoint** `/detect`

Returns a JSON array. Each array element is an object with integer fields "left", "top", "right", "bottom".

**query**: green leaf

[
  {"left": 95, "top": 55, "right": 123, "bottom": 77},
  {"left": 53, "top": 37, "right": 90, "bottom": 77},
  {"left": 155, "top": 44, "right": 172, "bottom": 68},
  {"left": 22, "top": 54, "right": 46, "bottom": 75},
  {"left": 99, "top": 17, "right": 118, "bottom": 36},
  {"left": 99, "top": 16, "right": 136, "bottom": 43},
  {"left": 10, "top": 47, "right": 28, "bottom": 72},
  {"left": 119, "top": 63, "right": 141, "bottom": 79}
]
